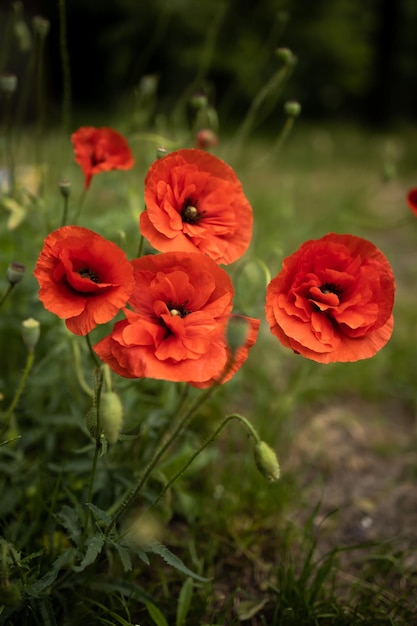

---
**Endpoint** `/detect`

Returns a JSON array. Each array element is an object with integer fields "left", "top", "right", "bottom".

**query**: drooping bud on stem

[
  {"left": 253, "top": 440, "right": 281, "bottom": 482},
  {"left": 100, "top": 391, "right": 123, "bottom": 444}
]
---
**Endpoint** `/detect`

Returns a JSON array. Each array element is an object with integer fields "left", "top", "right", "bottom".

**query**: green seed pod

[
  {"left": 21, "top": 318, "right": 40, "bottom": 352},
  {"left": 100, "top": 391, "right": 123, "bottom": 444},
  {"left": 254, "top": 441, "right": 280, "bottom": 482},
  {"left": 7, "top": 261, "right": 25, "bottom": 285},
  {"left": 284, "top": 100, "right": 302, "bottom": 118}
]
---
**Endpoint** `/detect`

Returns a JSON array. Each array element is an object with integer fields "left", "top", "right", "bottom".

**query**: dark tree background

[{"left": 1, "top": 0, "right": 416, "bottom": 126}]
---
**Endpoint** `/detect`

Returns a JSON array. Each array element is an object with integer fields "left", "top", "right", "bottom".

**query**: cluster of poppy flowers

[{"left": 34, "top": 126, "right": 396, "bottom": 386}]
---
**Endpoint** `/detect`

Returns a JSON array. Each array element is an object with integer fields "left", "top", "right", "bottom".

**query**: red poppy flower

[
  {"left": 34, "top": 226, "right": 135, "bottom": 336},
  {"left": 140, "top": 149, "right": 253, "bottom": 265},
  {"left": 407, "top": 188, "right": 417, "bottom": 216},
  {"left": 265, "top": 233, "right": 395, "bottom": 363},
  {"left": 71, "top": 126, "right": 134, "bottom": 189},
  {"left": 94, "top": 252, "right": 259, "bottom": 385}
]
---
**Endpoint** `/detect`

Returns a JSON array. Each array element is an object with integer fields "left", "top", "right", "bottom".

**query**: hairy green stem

[
  {"left": 60, "top": 193, "right": 69, "bottom": 227},
  {"left": 106, "top": 373, "right": 228, "bottom": 534},
  {"left": 130, "top": 413, "right": 260, "bottom": 526},
  {"left": 85, "top": 333, "right": 101, "bottom": 369},
  {"left": 71, "top": 339, "right": 93, "bottom": 396},
  {"left": 3, "top": 350, "right": 35, "bottom": 431},
  {"left": 0, "top": 284, "right": 14, "bottom": 311},
  {"left": 73, "top": 187, "right": 88, "bottom": 224},
  {"left": 84, "top": 368, "right": 104, "bottom": 538},
  {"left": 232, "top": 63, "right": 293, "bottom": 160}
]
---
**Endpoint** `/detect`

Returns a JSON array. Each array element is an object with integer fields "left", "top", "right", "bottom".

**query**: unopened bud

[
  {"left": 59, "top": 179, "right": 71, "bottom": 198},
  {"left": 284, "top": 100, "right": 301, "bottom": 118},
  {"left": 275, "top": 47, "right": 295, "bottom": 65},
  {"left": 196, "top": 129, "right": 218, "bottom": 150},
  {"left": 156, "top": 145, "right": 168, "bottom": 160},
  {"left": 254, "top": 441, "right": 280, "bottom": 482},
  {"left": 190, "top": 92, "right": 208, "bottom": 110},
  {"left": 100, "top": 391, "right": 123, "bottom": 444},
  {"left": 21, "top": 318, "right": 40, "bottom": 352},
  {"left": 0, "top": 74, "right": 18, "bottom": 95},
  {"left": 32, "top": 15, "right": 50, "bottom": 38},
  {"left": 7, "top": 261, "right": 25, "bottom": 285}
]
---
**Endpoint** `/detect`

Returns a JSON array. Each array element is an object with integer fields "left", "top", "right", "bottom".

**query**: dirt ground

[{"left": 288, "top": 398, "right": 417, "bottom": 609}]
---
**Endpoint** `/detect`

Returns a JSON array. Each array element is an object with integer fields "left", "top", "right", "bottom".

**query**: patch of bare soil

[{"left": 288, "top": 398, "right": 417, "bottom": 608}]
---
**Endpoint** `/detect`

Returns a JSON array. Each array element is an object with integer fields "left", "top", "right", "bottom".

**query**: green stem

[
  {"left": 71, "top": 339, "right": 93, "bottom": 396},
  {"left": 106, "top": 372, "right": 228, "bottom": 534},
  {"left": 3, "top": 350, "right": 35, "bottom": 432},
  {"left": 85, "top": 333, "right": 101, "bottom": 369},
  {"left": 84, "top": 368, "right": 104, "bottom": 538},
  {"left": 58, "top": 0, "right": 72, "bottom": 136},
  {"left": 60, "top": 193, "right": 69, "bottom": 227},
  {"left": 130, "top": 413, "right": 260, "bottom": 525},
  {"left": 0, "top": 284, "right": 14, "bottom": 311},
  {"left": 73, "top": 186, "right": 88, "bottom": 224},
  {"left": 231, "top": 63, "right": 292, "bottom": 160},
  {"left": 136, "top": 232, "right": 144, "bottom": 258}
]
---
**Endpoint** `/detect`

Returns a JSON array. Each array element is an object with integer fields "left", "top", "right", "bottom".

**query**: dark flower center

[
  {"left": 181, "top": 200, "right": 203, "bottom": 224},
  {"left": 78, "top": 267, "right": 100, "bottom": 283},
  {"left": 91, "top": 149, "right": 106, "bottom": 166},
  {"left": 320, "top": 282, "right": 342, "bottom": 297},
  {"left": 167, "top": 302, "right": 190, "bottom": 318}
]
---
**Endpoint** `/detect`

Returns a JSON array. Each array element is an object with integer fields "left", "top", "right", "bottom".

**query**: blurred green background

[{"left": 2, "top": 0, "right": 417, "bottom": 127}]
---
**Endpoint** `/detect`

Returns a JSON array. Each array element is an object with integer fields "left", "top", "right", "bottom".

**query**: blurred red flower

[
  {"left": 71, "top": 126, "right": 134, "bottom": 189},
  {"left": 195, "top": 129, "right": 218, "bottom": 150},
  {"left": 265, "top": 233, "right": 395, "bottom": 363},
  {"left": 94, "top": 252, "right": 259, "bottom": 385},
  {"left": 34, "top": 226, "right": 135, "bottom": 335},
  {"left": 140, "top": 149, "right": 253, "bottom": 265},
  {"left": 407, "top": 188, "right": 417, "bottom": 216}
]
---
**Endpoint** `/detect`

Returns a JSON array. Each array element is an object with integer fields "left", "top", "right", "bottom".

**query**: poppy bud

[
  {"left": 275, "top": 47, "right": 295, "bottom": 66},
  {"left": 196, "top": 129, "right": 218, "bottom": 150},
  {"left": 253, "top": 441, "right": 280, "bottom": 482},
  {"left": 284, "top": 100, "right": 301, "bottom": 118},
  {"left": 100, "top": 391, "right": 123, "bottom": 444},
  {"left": 156, "top": 145, "right": 168, "bottom": 160},
  {"left": 190, "top": 92, "right": 208, "bottom": 110},
  {"left": 32, "top": 15, "right": 50, "bottom": 38},
  {"left": 59, "top": 179, "right": 71, "bottom": 198},
  {"left": 7, "top": 261, "right": 25, "bottom": 286},
  {"left": 21, "top": 318, "right": 40, "bottom": 352},
  {"left": 0, "top": 74, "right": 18, "bottom": 95}
]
